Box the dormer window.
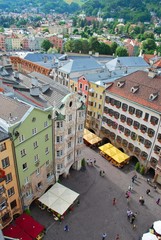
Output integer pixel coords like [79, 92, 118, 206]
[149, 93, 158, 101]
[117, 81, 125, 88]
[130, 86, 139, 94]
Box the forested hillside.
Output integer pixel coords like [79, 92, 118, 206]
[0, 0, 160, 23]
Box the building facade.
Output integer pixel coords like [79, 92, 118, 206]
[0, 131, 22, 229]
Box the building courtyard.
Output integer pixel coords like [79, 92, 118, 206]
[30, 145, 161, 240]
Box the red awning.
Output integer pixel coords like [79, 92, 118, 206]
[3, 224, 32, 240]
[15, 213, 45, 238]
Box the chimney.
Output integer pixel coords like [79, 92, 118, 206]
[148, 68, 157, 78]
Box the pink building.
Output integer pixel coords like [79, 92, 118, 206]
[78, 75, 89, 106]
[47, 35, 63, 52]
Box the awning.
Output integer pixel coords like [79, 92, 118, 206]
[15, 213, 45, 239]
[153, 220, 161, 235]
[99, 143, 129, 164]
[38, 182, 79, 216]
[83, 128, 102, 145]
[3, 224, 32, 240]
[142, 232, 158, 240]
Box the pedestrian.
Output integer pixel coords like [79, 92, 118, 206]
[132, 177, 135, 183]
[156, 198, 160, 205]
[115, 234, 120, 240]
[64, 225, 69, 232]
[130, 214, 136, 224]
[94, 158, 96, 165]
[102, 233, 107, 240]
[146, 189, 151, 195]
[139, 196, 144, 205]
[127, 209, 132, 220]
[90, 159, 93, 166]
[113, 198, 116, 205]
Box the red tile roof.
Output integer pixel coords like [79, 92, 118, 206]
[143, 54, 155, 64]
[106, 70, 161, 112]
[154, 59, 161, 68]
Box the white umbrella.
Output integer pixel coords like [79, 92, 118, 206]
[142, 232, 158, 240]
[153, 220, 161, 235]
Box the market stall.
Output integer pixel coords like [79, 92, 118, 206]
[99, 143, 129, 168]
[38, 183, 79, 218]
[83, 128, 102, 147]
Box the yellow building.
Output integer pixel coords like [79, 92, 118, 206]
[12, 37, 21, 50]
[0, 130, 22, 229]
[86, 81, 105, 135]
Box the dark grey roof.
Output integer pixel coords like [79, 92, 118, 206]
[0, 128, 9, 142]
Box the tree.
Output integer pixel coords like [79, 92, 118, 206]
[154, 27, 161, 35]
[110, 42, 118, 54]
[41, 39, 53, 52]
[143, 31, 154, 40]
[81, 39, 89, 54]
[99, 42, 111, 55]
[142, 38, 157, 54]
[116, 46, 128, 56]
[73, 39, 82, 53]
[64, 40, 74, 52]
[89, 37, 100, 53]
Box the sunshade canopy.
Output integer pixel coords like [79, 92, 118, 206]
[142, 232, 158, 240]
[3, 224, 32, 240]
[153, 220, 161, 235]
[15, 213, 45, 239]
[38, 182, 79, 215]
[83, 128, 102, 145]
[99, 143, 129, 164]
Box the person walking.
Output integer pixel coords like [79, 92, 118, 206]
[102, 233, 107, 240]
[64, 225, 69, 232]
[156, 198, 160, 205]
[115, 234, 120, 240]
[146, 189, 151, 195]
[113, 198, 116, 205]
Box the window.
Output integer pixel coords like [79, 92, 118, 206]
[98, 104, 101, 109]
[68, 127, 72, 135]
[45, 134, 49, 141]
[68, 141, 72, 148]
[114, 111, 120, 119]
[104, 107, 109, 114]
[148, 128, 155, 137]
[57, 150, 63, 157]
[26, 189, 32, 198]
[20, 149, 26, 157]
[140, 124, 147, 133]
[118, 125, 124, 133]
[36, 168, 40, 176]
[129, 106, 135, 115]
[105, 96, 110, 104]
[138, 136, 144, 144]
[19, 135, 25, 143]
[124, 128, 130, 137]
[8, 187, 15, 197]
[44, 121, 48, 128]
[115, 100, 121, 108]
[0, 200, 7, 210]
[45, 147, 49, 155]
[33, 141, 38, 149]
[110, 98, 115, 106]
[0, 143, 6, 152]
[144, 113, 149, 121]
[157, 133, 161, 142]
[150, 116, 159, 125]
[24, 177, 29, 185]
[2, 157, 10, 169]
[144, 140, 152, 148]
[57, 164, 63, 170]
[120, 114, 126, 122]
[109, 109, 114, 116]
[127, 118, 133, 126]
[34, 154, 39, 163]
[136, 109, 143, 118]
[78, 124, 83, 131]
[100, 95, 102, 100]
[22, 163, 27, 171]
[154, 145, 161, 154]
[112, 121, 118, 129]
[69, 114, 72, 121]
[46, 160, 50, 166]
[95, 93, 98, 98]
[10, 200, 17, 209]
[6, 173, 12, 184]
[0, 186, 4, 194]
[80, 83, 82, 89]
[78, 137, 83, 144]
[133, 121, 140, 129]
[122, 103, 128, 111]
[131, 132, 137, 140]
[32, 128, 37, 135]
[85, 85, 88, 91]
[56, 136, 63, 143]
[67, 153, 71, 161]
[57, 121, 63, 128]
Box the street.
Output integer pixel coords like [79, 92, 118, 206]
[30, 145, 161, 240]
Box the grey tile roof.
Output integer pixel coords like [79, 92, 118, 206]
[106, 57, 149, 71]
[59, 57, 103, 74]
[0, 94, 31, 124]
